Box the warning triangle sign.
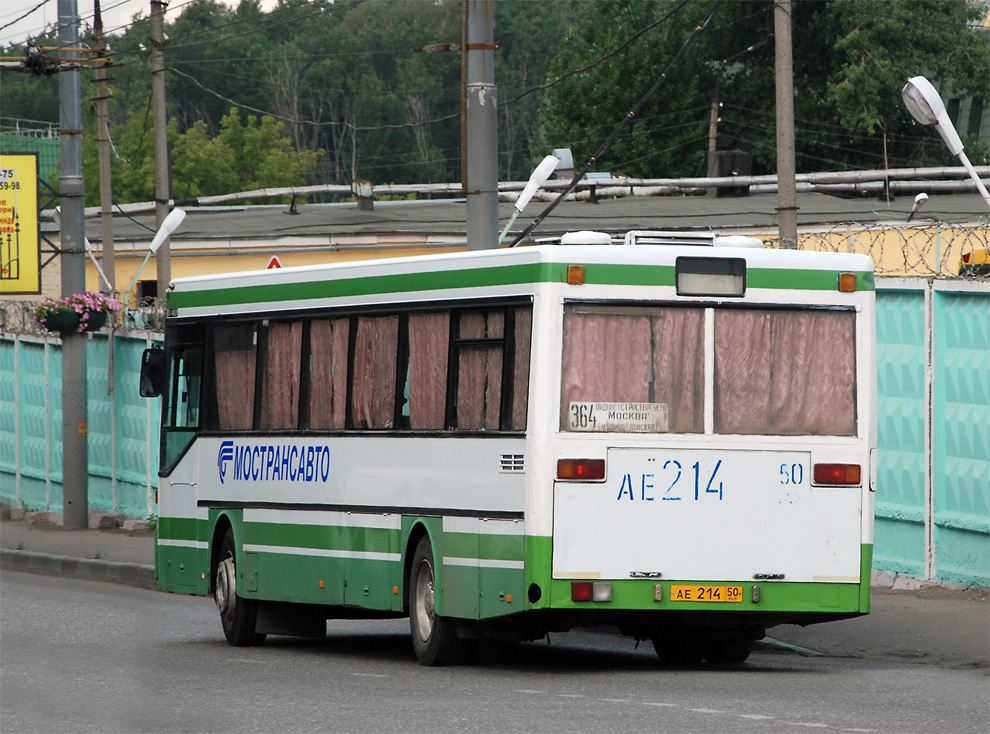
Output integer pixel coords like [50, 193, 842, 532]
[266, 256, 282, 270]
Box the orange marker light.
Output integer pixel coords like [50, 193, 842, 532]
[506, 594, 512, 603]
[393, 586, 399, 594]
[319, 580, 325, 588]
[567, 264, 585, 285]
[838, 272, 857, 293]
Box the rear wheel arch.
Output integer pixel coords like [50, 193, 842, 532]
[402, 522, 431, 614]
[209, 515, 234, 596]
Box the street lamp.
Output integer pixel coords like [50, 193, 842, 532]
[498, 155, 560, 245]
[902, 76, 990, 210]
[123, 207, 186, 318]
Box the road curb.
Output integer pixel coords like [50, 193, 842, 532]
[0, 549, 158, 591]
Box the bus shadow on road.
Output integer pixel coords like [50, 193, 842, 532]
[247, 624, 828, 674]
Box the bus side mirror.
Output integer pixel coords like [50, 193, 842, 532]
[140, 347, 166, 398]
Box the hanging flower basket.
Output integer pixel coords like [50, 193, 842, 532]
[34, 292, 119, 334]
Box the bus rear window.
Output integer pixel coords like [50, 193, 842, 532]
[561, 305, 857, 436]
[561, 305, 704, 433]
[714, 309, 856, 436]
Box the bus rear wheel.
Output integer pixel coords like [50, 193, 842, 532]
[704, 638, 754, 665]
[409, 536, 471, 666]
[215, 529, 266, 647]
[652, 635, 706, 667]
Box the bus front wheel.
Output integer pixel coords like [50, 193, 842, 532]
[409, 536, 470, 666]
[215, 529, 266, 647]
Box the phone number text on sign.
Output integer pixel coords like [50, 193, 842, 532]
[568, 402, 669, 433]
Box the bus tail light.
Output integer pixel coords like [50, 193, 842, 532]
[571, 581, 612, 602]
[557, 458, 605, 481]
[813, 463, 861, 486]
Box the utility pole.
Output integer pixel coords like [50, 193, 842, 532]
[151, 0, 171, 295]
[464, 0, 498, 251]
[93, 0, 114, 293]
[57, 0, 88, 529]
[774, 0, 798, 249]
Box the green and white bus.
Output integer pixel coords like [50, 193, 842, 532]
[142, 232, 876, 666]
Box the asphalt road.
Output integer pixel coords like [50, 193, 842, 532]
[2, 571, 987, 734]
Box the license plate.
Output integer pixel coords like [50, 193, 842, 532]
[670, 584, 743, 603]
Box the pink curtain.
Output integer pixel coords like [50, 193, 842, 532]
[456, 311, 504, 430]
[408, 312, 449, 429]
[351, 316, 398, 429]
[511, 307, 533, 430]
[260, 321, 302, 429]
[309, 318, 349, 430]
[560, 311, 651, 428]
[715, 310, 856, 435]
[652, 308, 705, 432]
[214, 324, 257, 430]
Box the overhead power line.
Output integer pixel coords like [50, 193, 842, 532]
[510, 0, 725, 246]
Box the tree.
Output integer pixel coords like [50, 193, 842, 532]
[81, 108, 319, 204]
[537, 0, 989, 177]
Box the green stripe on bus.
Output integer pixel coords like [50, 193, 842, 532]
[545, 577, 865, 613]
[747, 267, 875, 292]
[168, 262, 561, 310]
[168, 261, 873, 310]
[157, 516, 207, 541]
[443, 531, 525, 561]
[525, 536, 872, 614]
[244, 521, 395, 553]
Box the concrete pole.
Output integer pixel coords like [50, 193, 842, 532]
[151, 0, 171, 295]
[464, 0, 498, 251]
[774, 0, 798, 249]
[93, 0, 114, 293]
[57, 0, 88, 529]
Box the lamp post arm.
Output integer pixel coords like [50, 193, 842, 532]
[957, 150, 990, 210]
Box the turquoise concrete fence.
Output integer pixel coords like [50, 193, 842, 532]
[876, 279, 989, 587]
[2, 282, 988, 585]
[0, 332, 161, 520]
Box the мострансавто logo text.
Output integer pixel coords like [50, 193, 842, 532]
[218, 440, 331, 485]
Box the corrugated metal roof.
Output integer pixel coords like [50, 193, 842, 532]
[85, 190, 988, 248]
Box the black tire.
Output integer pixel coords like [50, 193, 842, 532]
[214, 529, 266, 647]
[408, 536, 471, 666]
[653, 635, 706, 667]
[704, 638, 754, 665]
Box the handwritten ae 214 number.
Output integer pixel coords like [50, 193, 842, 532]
[616, 458, 724, 502]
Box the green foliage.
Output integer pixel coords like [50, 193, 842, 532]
[538, 0, 989, 176]
[5, 0, 986, 200]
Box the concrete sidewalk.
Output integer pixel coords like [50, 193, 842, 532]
[1, 514, 987, 670]
[0, 514, 156, 590]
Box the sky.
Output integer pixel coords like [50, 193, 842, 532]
[0, 0, 277, 48]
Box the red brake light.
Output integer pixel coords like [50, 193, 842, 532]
[557, 458, 605, 481]
[814, 463, 861, 485]
[962, 252, 971, 263]
[571, 581, 593, 602]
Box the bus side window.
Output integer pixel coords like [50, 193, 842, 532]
[171, 347, 203, 429]
[213, 323, 258, 430]
[407, 312, 450, 430]
[452, 310, 504, 430]
[308, 318, 349, 429]
[260, 320, 303, 430]
[510, 306, 532, 431]
[350, 315, 399, 429]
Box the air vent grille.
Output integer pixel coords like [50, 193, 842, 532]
[500, 454, 525, 473]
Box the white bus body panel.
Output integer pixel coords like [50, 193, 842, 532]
[553, 447, 862, 583]
[192, 435, 526, 515]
